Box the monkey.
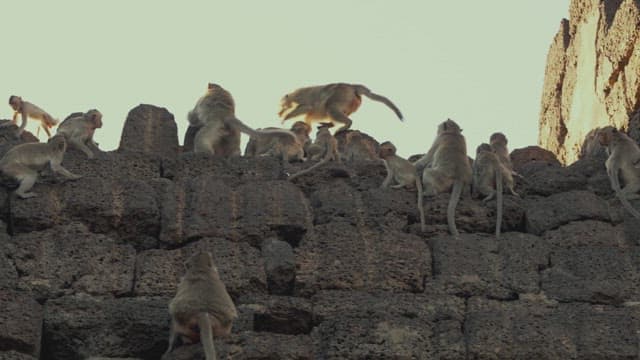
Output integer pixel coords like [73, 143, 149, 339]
[341, 130, 379, 161]
[0, 135, 81, 198]
[288, 123, 340, 180]
[291, 120, 312, 155]
[278, 83, 403, 133]
[56, 109, 103, 159]
[472, 143, 520, 238]
[489, 132, 524, 178]
[597, 126, 640, 218]
[413, 119, 472, 237]
[379, 141, 426, 231]
[4, 96, 59, 139]
[243, 121, 310, 162]
[189, 83, 300, 158]
[165, 251, 237, 360]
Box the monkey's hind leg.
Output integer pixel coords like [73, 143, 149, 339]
[70, 138, 96, 159]
[327, 108, 353, 134]
[283, 104, 312, 122]
[5, 164, 39, 199]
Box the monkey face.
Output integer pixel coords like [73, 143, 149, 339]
[476, 143, 492, 154]
[597, 127, 616, 146]
[379, 142, 396, 158]
[290, 121, 310, 135]
[278, 95, 294, 117]
[87, 110, 103, 128]
[8, 95, 21, 111]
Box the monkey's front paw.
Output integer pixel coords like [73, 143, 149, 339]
[17, 192, 37, 199]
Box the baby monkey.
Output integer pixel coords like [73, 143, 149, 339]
[4, 96, 58, 139]
[56, 109, 103, 159]
[379, 141, 426, 231]
[165, 251, 238, 360]
[0, 135, 81, 198]
[288, 123, 340, 180]
[598, 126, 640, 218]
[472, 143, 519, 238]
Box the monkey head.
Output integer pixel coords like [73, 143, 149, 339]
[86, 109, 103, 129]
[48, 135, 68, 152]
[185, 251, 219, 275]
[489, 132, 507, 146]
[290, 121, 311, 136]
[438, 118, 463, 135]
[476, 143, 493, 155]
[597, 126, 617, 146]
[379, 141, 397, 158]
[278, 94, 294, 118]
[8, 95, 22, 111]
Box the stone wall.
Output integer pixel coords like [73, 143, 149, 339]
[0, 106, 638, 359]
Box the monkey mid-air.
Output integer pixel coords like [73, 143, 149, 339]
[4, 96, 59, 139]
[472, 143, 519, 238]
[166, 252, 237, 360]
[0, 135, 81, 199]
[56, 109, 103, 159]
[598, 126, 640, 219]
[413, 119, 472, 237]
[278, 83, 404, 134]
[379, 141, 426, 231]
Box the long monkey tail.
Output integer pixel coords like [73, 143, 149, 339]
[495, 169, 503, 238]
[197, 313, 217, 360]
[447, 180, 463, 237]
[612, 169, 640, 219]
[354, 85, 404, 121]
[225, 116, 261, 138]
[416, 176, 426, 232]
[288, 143, 334, 181]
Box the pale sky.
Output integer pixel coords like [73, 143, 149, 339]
[2, 1, 569, 158]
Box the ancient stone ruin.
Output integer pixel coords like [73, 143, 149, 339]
[539, 0, 640, 164]
[0, 101, 638, 359]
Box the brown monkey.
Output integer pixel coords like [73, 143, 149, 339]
[598, 126, 640, 218]
[379, 141, 425, 231]
[4, 96, 59, 139]
[0, 135, 81, 198]
[472, 143, 519, 238]
[288, 123, 340, 180]
[165, 252, 237, 360]
[413, 119, 472, 236]
[189, 83, 300, 157]
[278, 83, 403, 133]
[489, 132, 523, 179]
[290, 121, 312, 155]
[56, 109, 103, 159]
[341, 130, 378, 161]
[244, 121, 309, 162]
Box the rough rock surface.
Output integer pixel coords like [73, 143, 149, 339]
[0, 104, 638, 359]
[540, 0, 640, 164]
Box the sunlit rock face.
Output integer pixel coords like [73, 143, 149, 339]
[539, 0, 640, 164]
